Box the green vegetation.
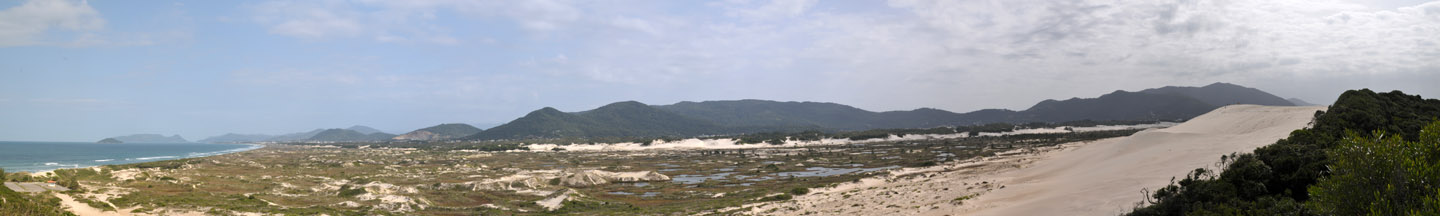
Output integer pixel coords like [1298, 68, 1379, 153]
[1308, 122, 1440, 215]
[75, 195, 115, 212]
[1128, 89, 1440, 215]
[337, 185, 366, 197]
[0, 185, 74, 216]
[63, 128, 1139, 215]
[789, 187, 810, 195]
[761, 193, 793, 201]
[950, 193, 977, 205]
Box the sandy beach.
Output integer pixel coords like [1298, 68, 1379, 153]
[743, 105, 1325, 215]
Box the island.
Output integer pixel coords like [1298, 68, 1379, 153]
[96, 138, 123, 144]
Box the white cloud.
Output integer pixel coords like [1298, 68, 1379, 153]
[0, 0, 104, 47]
[236, 0, 1437, 111]
[252, 0, 364, 38]
[251, 0, 584, 42]
[515, 0, 1439, 111]
[717, 0, 818, 20]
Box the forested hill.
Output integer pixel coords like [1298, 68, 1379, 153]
[463, 101, 728, 140]
[306, 129, 395, 142]
[463, 83, 1299, 141]
[1128, 89, 1440, 215]
[1137, 82, 1295, 107]
[654, 100, 949, 130]
[393, 123, 483, 141]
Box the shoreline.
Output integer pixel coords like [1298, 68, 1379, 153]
[6, 143, 266, 175]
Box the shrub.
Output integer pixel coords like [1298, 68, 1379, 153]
[1308, 121, 1440, 215]
[337, 185, 366, 197]
[762, 194, 793, 201]
[789, 187, 810, 195]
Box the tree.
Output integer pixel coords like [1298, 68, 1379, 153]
[1307, 121, 1440, 215]
[66, 178, 81, 191]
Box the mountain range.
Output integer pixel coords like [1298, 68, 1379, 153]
[104, 134, 189, 143]
[192, 82, 1298, 142]
[461, 82, 1297, 140]
[195, 125, 394, 143]
[463, 102, 727, 140]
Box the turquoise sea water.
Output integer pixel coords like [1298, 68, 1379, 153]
[0, 141, 260, 172]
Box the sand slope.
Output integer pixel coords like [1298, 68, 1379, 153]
[959, 105, 1324, 215]
[741, 105, 1323, 215]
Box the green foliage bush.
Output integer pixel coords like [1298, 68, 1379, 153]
[789, 187, 810, 195]
[337, 185, 366, 197]
[1128, 89, 1440, 215]
[1307, 121, 1440, 215]
[0, 185, 73, 216]
[761, 194, 793, 202]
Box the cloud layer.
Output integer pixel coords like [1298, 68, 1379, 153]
[0, 0, 103, 46]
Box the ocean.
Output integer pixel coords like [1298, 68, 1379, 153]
[0, 141, 261, 173]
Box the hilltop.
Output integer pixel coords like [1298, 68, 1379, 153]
[393, 123, 483, 141]
[463, 101, 725, 140]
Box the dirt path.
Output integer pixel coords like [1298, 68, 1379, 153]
[55, 193, 131, 216]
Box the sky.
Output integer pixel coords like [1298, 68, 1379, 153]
[1, 0, 1438, 142]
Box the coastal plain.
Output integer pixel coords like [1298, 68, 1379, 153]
[40, 128, 1143, 215]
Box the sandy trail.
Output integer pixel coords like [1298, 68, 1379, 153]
[55, 193, 131, 216]
[744, 105, 1323, 216]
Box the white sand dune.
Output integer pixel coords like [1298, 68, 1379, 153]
[959, 105, 1324, 215]
[742, 105, 1324, 215]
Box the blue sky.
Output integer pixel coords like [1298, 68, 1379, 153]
[2, 0, 1438, 142]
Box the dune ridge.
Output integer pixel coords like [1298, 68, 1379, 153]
[961, 105, 1323, 215]
[742, 105, 1324, 215]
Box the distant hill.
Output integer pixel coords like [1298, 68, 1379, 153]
[1137, 82, 1294, 106]
[654, 100, 969, 130]
[1011, 90, 1216, 122]
[463, 101, 726, 140]
[96, 138, 123, 144]
[307, 129, 395, 142]
[656, 100, 878, 130]
[201, 126, 393, 143]
[106, 134, 188, 143]
[461, 83, 1298, 141]
[345, 125, 385, 135]
[197, 133, 276, 143]
[1287, 98, 1317, 106]
[394, 123, 482, 141]
[981, 82, 1295, 123]
[265, 129, 326, 142]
